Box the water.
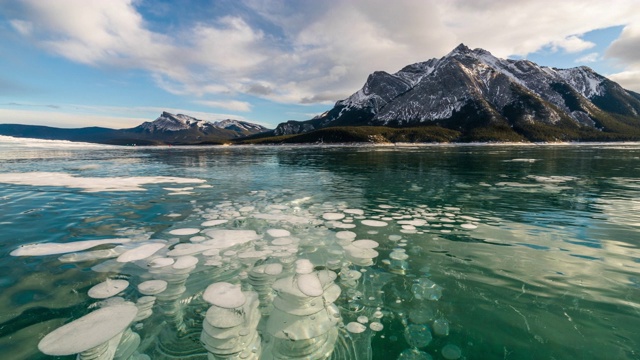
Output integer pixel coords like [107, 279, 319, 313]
[1, 137, 639, 359]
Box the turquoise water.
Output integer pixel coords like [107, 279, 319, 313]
[1, 138, 639, 359]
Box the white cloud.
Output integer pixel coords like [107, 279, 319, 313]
[195, 100, 253, 112]
[10, 0, 640, 103]
[606, 24, 640, 92]
[551, 35, 596, 53]
[0, 108, 148, 129]
[575, 52, 600, 63]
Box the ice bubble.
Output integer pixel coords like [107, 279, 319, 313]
[190, 236, 206, 242]
[88, 279, 129, 299]
[346, 322, 367, 334]
[460, 223, 477, 230]
[203, 230, 261, 249]
[412, 278, 443, 301]
[271, 237, 295, 246]
[201, 219, 228, 227]
[38, 303, 138, 356]
[58, 248, 124, 263]
[169, 228, 200, 236]
[389, 235, 402, 241]
[172, 255, 198, 270]
[264, 263, 283, 275]
[397, 348, 433, 360]
[357, 316, 369, 324]
[203, 282, 246, 308]
[432, 318, 450, 336]
[117, 242, 166, 263]
[352, 239, 379, 249]
[295, 259, 315, 274]
[344, 209, 364, 215]
[336, 231, 357, 240]
[267, 229, 291, 238]
[297, 273, 324, 297]
[404, 324, 432, 348]
[409, 307, 435, 324]
[148, 257, 174, 268]
[441, 344, 462, 360]
[137, 280, 168, 295]
[361, 220, 388, 227]
[373, 310, 384, 319]
[11, 238, 131, 257]
[369, 322, 384, 331]
[323, 212, 345, 220]
[239, 206, 255, 212]
[389, 251, 409, 261]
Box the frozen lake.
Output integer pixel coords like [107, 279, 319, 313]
[1, 137, 639, 359]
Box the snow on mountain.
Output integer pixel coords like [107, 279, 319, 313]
[139, 112, 268, 134]
[274, 43, 640, 140]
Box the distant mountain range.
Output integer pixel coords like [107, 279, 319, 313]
[4, 44, 640, 144]
[0, 112, 270, 145]
[261, 43, 640, 143]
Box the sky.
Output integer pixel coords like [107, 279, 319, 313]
[1, 0, 640, 129]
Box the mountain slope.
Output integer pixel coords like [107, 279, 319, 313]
[273, 44, 640, 142]
[0, 112, 271, 145]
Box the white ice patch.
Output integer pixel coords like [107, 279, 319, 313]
[361, 220, 388, 227]
[11, 238, 131, 257]
[117, 242, 166, 263]
[0, 172, 206, 192]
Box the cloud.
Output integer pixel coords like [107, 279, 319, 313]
[0, 108, 148, 129]
[195, 100, 253, 112]
[606, 24, 640, 91]
[575, 52, 600, 64]
[9, 0, 640, 102]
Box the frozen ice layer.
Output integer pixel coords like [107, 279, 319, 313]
[201, 219, 228, 227]
[323, 212, 345, 220]
[11, 238, 131, 256]
[88, 279, 129, 299]
[117, 242, 166, 263]
[137, 280, 168, 295]
[361, 220, 388, 227]
[0, 172, 205, 192]
[441, 344, 462, 359]
[266, 229, 291, 238]
[297, 273, 324, 297]
[295, 259, 315, 274]
[346, 322, 367, 334]
[172, 255, 199, 270]
[203, 282, 246, 309]
[203, 230, 261, 249]
[168, 228, 200, 236]
[38, 303, 138, 356]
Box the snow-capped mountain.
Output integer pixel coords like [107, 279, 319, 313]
[274, 44, 640, 141]
[0, 112, 271, 145]
[138, 112, 269, 135]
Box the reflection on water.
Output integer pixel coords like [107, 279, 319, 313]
[0, 140, 639, 359]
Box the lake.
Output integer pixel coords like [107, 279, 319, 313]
[1, 136, 639, 360]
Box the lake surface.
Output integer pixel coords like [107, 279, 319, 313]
[1, 136, 639, 360]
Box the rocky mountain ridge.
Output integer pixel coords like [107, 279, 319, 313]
[272, 44, 640, 142]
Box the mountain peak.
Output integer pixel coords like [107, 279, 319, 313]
[446, 43, 472, 57]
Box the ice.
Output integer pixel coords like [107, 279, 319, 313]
[336, 231, 357, 241]
[432, 318, 450, 336]
[88, 279, 129, 299]
[264, 263, 283, 275]
[172, 255, 198, 270]
[460, 223, 477, 230]
[148, 257, 174, 268]
[0, 172, 205, 192]
[344, 209, 365, 215]
[397, 348, 433, 360]
[169, 228, 200, 236]
[297, 273, 324, 297]
[266, 229, 291, 238]
[201, 219, 229, 227]
[117, 242, 166, 263]
[203, 282, 246, 309]
[38, 303, 138, 356]
[137, 280, 168, 295]
[361, 220, 388, 227]
[441, 344, 462, 359]
[352, 239, 379, 249]
[346, 322, 367, 333]
[369, 322, 384, 331]
[295, 259, 315, 274]
[323, 212, 345, 220]
[11, 238, 131, 256]
[357, 316, 369, 324]
[404, 324, 432, 347]
[203, 230, 261, 249]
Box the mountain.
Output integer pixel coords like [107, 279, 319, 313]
[271, 44, 640, 142]
[0, 112, 270, 145]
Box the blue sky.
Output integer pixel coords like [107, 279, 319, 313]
[1, 0, 640, 129]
